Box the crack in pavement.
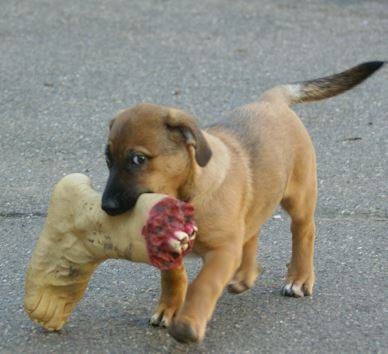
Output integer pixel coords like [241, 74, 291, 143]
[0, 211, 47, 218]
[317, 214, 388, 222]
[0, 211, 387, 221]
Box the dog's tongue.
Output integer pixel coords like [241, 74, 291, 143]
[141, 197, 197, 270]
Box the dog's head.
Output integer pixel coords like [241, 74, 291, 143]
[101, 103, 212, 215]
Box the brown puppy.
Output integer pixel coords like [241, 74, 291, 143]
[102, 62, 385, 342]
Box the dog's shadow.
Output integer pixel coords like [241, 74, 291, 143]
[63, 261, 314, 351]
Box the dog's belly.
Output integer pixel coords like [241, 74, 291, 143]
[244, 196, 283, 239]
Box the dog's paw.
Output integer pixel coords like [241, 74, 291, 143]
[281, 283, 309, 297]
[227, 263, 262, 294]
[227, 280, 250, 294]
[168, 317, 204, 343]
[149, 303, 180, 328]
[281, 273, 315, 298]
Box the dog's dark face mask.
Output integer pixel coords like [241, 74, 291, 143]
[101, 103, 212, 216]
[101, 165, 145, 216]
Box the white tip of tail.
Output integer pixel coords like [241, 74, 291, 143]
[283, 84, 302, 103]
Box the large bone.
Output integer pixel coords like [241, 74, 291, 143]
[24, 173, 196, 331]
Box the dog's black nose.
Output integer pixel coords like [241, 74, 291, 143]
[101, 197, 121, 216]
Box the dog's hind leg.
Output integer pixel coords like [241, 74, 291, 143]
[280, 149, 317, 297]
[227, 235, 262, 294]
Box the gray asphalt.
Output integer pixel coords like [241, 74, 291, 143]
[0, 0, 387, 353]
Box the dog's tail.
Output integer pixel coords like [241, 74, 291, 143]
[269, 61, 385, 105]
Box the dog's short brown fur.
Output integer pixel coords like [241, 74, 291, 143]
[103, 62, 384, 342]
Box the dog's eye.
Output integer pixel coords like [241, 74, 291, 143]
[105, 156, 112, 168]
[105, 147, 113, 169]
[131, 154, 147, 166]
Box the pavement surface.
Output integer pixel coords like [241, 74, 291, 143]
[0, 0, 387, 353]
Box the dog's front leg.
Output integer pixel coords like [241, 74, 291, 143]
[150, 265, 188, 327]
[169, 243, 242, 343]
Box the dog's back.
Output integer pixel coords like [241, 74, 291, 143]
[207, 61, 385, 232]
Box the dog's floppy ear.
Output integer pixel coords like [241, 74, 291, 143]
[165, 109, 212, 167]
[109, 109, 127, 130]
[109, 118, 116, 130]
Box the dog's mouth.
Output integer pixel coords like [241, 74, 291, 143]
[141, 190, 154, 195]
[103, 207, 127, 216]
[101, 190, 154, 216]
